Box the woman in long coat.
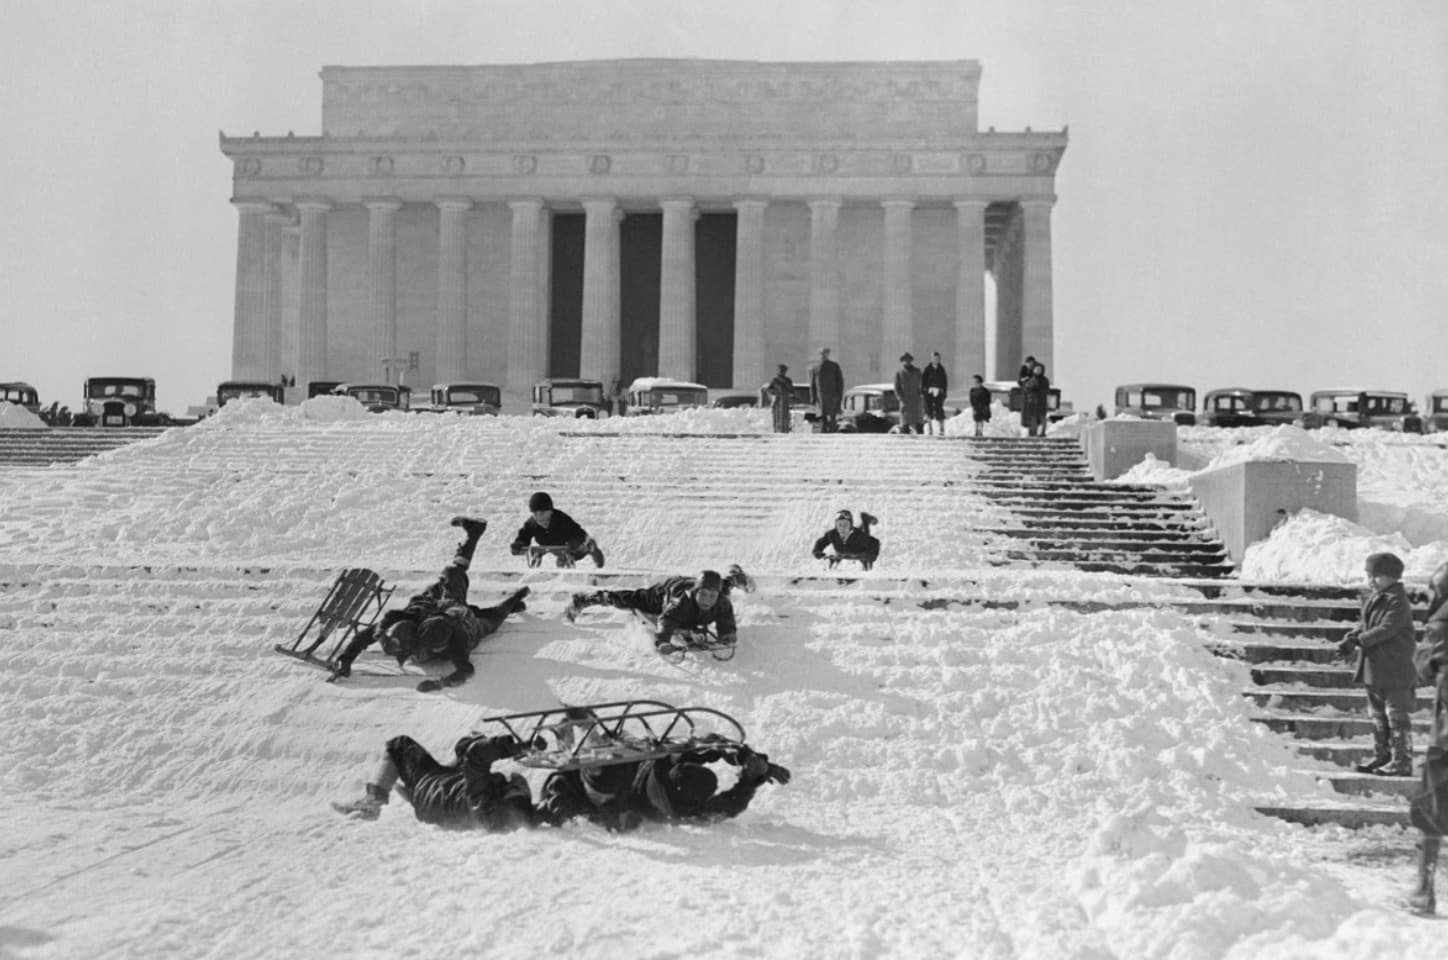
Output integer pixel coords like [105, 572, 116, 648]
[767, 364, 794, 434]
[894, 353, 924, 434]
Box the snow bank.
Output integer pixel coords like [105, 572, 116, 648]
[0, 403, 46, 428]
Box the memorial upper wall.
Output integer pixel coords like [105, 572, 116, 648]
[320, 60, 982, 143]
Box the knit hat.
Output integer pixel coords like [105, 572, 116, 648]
[900, 352, 914, 363]
[835, 509, 853, 523]
[528, 491, 553, 512]
[1365, 552, 1405, 579]
[666, 763, 718, 808]
[695, 569, 723, 592]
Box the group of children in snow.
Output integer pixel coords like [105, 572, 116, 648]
[327, 492, 879, 831]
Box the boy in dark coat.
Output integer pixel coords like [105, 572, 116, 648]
[968, 374, 992, 437]
[921, 352, 949, 436]
[1407, 561, 1448, 914]
[537, 740, 790, 831]
[332, 733, 534, 829]
[328, 515, 487, 680]
[812, 509, 881, 569]
[565, 564, 754, 622]
[509, 491, 605, 567]
[652, 570, 739, 655]
[1339, 551, 1419, 776]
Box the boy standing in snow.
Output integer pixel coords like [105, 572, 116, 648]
[968, 375, 992, 437]
[1339, 551, 1420, 777]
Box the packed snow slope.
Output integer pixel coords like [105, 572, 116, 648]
[3, 399, 1447, 960]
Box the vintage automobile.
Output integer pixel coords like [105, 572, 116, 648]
[1248, 389, 1305, 426]
[1425, 389, 1448, 434]
[710, 391, 759, 409]
[1304, 389, 1417, 431]
[1114, 383, 1197, 426]
[425, 382, 502, 416]
[334, 383, 411, 413]
[758, 381, 815, 409]
[531, 378, 609, 418]
[838, 383, 901, 433]
[1199, 388, 1258, 428]
[72, 376, 167, 427]
[307, 380, 344, 399]
[981, 380, 1068, 423]
[216, 380, 285, 407]
[0, 381, 41, 414]
[624, 377, 709, 415]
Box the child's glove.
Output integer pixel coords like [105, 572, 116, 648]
[1337, 636, 1359, 660]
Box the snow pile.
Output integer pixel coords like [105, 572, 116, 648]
[1203, 426, 1351, 470]
[1241, 510, 1448, 584]
[0, 403, 46, 428]
[1115, 452, 1195, 488]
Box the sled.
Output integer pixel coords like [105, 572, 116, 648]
[472, 700, 748, 771]
[275, 568, 394, 667]
[526, 544, 577, 569]
[826, 552, 875, 572]
[657, 626, 738, 664]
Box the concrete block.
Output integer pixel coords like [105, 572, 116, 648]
[1081, 420, 1178, 480]
[1189, 460, 1357, 563]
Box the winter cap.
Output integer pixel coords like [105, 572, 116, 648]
[666, 762, 718, 808]
[1365, 552, 1405, 580]
[695, 569, 723, 593]
[835, 509, 853, 523]
[528, 491, 553, 512]
[900, 352, 914, 363]
[777, 363, 789, 373]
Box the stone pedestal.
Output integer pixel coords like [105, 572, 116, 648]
[1189, 460, 1357, 563]
[1082, 420, 1177, 481]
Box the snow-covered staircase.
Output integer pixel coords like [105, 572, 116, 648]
[0, 426, 173, 466]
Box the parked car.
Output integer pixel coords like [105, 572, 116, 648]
[839, 383, 900, 433]
[981, 380, 1068, 423]
[711, 391, 759, 409]
[425, 382, 501, 416]
[216, 380, 285, 407]
[624, 377, 709, 415]
[0, 381, 40, 414]
[1248, 389, 1304, 426]
[758, 381, 814, 409]
[73, 376, 166, 427]
[1425, 389, 1448, 434]
[335, 383, 411, 413]
[307, 380, 343, 399]
[1304, 389, 1416, 431]
[531, 378, 609, 418]
[1200, 388, 1257, 428]
[1114, 383, 1197, 426]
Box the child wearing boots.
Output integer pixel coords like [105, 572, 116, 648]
[1339, 551, 1419, 777]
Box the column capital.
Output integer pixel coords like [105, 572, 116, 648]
[506, 196, 546, 212]
[881, 198, 917, 210]
[580, 196, 619, 211]
[293, 197, 333, 213]
[434, 195, 474, 211]
[732, 197, 769, 212]
[953, 198, 990, 210]
[264, 209, 293, 225]
[1019, 196, 1057, 209]
[230, 197, 274, 214]
[363, 196, 404, 212]
[807, 197, 843, 211]
[659, 196, 696, 209]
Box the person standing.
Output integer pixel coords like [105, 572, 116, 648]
[894, 353, 924, 435]
[921, 351, 949, 436]
[811, 347, 844, 433]
[1338, 551, 1418, 777]
[1408, 561, 1448, 915]
[968, 374, 992, 437]
[767, 364, 794, 434]
[1023, 361, 1051, 437]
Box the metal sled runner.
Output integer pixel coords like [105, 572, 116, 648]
[275, 568, 394, 668]
[526, 545, 576, 569]
[472, 701, 747, 771]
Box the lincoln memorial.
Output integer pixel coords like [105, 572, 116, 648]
[220, 59, 1066, 396]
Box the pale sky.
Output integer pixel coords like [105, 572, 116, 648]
[3, 0, 1445, 415]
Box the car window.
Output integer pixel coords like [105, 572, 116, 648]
[1435, 397, 1448, 414]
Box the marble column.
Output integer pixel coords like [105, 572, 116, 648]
[262, 209, 289, 382]
[1020, 198, 1056, 375]
[505, 198, 546, 391]
[579, 197, 621, 383]
[993, 213, 1024, 380]
[294, 198, 332, 388]
[230, 199, 271, 380]
[658, 197, 697, 381]
[953, 200, 988, 382]
[434, 197, 472, 383]
[280, 223, 300, 391]
[807, 198, 842, 353]
[882, 199, 915, 367]
[732, 199, 767, 389]
[364, 197, 403, 383]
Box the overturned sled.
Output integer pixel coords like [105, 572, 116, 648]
[472, 700, 747, 772]
[275, 568, 393, 668]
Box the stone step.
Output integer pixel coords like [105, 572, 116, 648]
[1249, 663, 1357, 688]
[1251, 711, 1434, 740]
[977, 489, 1190, 505]
[1244, 687, 1435, 713]
[1011, 537, 1228, 555]
[1306, 768, 1422, 799]
[992, 527, 1213, 544]
[1005, 547, 1230, 566]
[1255, 799, 1411, 829]
[1015, 517, 1212, 533]
[1295, 738, 1432, 767]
